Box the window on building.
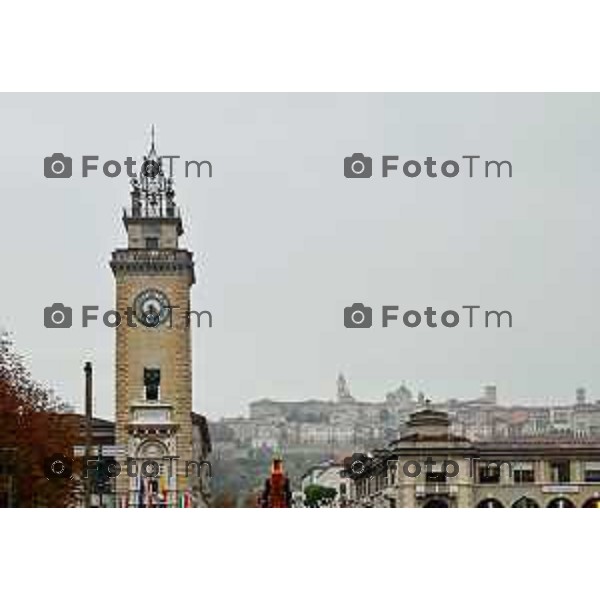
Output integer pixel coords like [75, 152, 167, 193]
[389, 463, 397, 486]
[145, 237, 159, 249]
[584, 462, 600, 482]
[513, 462, 535, 484]
[550, 460, 571, 483]
[478, 463, 500, 484]
[144, 368, 161, 402]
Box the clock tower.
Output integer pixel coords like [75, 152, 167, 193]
[110, 129, 201, 507]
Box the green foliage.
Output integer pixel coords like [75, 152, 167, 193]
[304, 483, 337, 507]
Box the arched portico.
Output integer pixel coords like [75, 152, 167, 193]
[477, 498, 504, 508]
[512, 496, 539, 508]
[547, 497, 575, 508]
[582, 497, 600, 508]
[134, 439, 170, 507]
[422, 497, 448, 508]
[137, 439, 168, 461]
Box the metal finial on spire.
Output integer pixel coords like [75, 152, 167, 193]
[149, 124, 157, 156]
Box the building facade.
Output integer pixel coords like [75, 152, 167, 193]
[347, 403, 600, 508]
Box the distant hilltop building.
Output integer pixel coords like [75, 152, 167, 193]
[210, 378, 600, 458]
[336, 373, 355, 403]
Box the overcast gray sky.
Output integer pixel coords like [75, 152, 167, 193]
[0, 94, 598, 419]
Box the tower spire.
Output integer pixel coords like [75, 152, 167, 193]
[150, 124, 156, 156]
[125, 128, 182, 234]
[146, 124, 158, 161]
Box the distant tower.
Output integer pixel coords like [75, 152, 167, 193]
[110, 127, 197, 507]
[576, 387, 586, 405]
[385, 383, 413, 406]
[483, 385, 497, 404]
[336, 373, 355, 403]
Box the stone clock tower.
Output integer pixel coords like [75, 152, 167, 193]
[110, 130, 203, 507]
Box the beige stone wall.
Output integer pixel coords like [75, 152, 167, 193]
[126, 223, 179, 249]
[114, 269, 194, 500]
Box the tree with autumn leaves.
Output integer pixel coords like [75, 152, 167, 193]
[0, 334, 79, 507]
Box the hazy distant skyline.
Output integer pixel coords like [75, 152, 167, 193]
[1, 93, 599, 420]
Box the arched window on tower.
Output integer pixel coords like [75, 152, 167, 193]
[144, 368, 161, 402]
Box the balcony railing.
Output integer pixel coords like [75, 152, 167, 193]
[124, 205, 181, 220]
[111, 248, 191, 263]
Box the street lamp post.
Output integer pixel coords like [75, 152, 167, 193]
[84, 362, 93, 509]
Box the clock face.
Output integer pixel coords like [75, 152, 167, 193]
[134, 288, 171, 327]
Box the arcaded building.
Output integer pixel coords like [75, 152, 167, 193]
[348, 403, 600, 508]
